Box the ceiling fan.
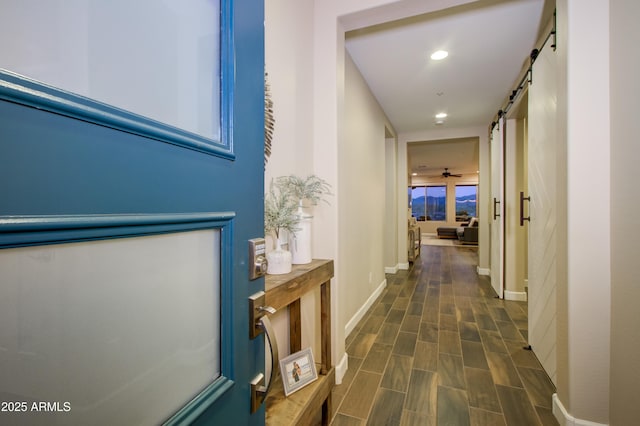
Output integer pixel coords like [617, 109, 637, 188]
[439, 168, 462, 178]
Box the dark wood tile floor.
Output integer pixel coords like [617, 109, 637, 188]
[330, 245, 558, 426]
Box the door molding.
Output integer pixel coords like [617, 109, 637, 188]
[0, 2, 235, 159]
[0, 212, 238, 424]
[0, 212, 235, 248]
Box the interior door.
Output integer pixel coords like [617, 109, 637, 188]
[490, 117, 505, 298]
[527, 43, 557, 385]
[0, 1, 266, 424]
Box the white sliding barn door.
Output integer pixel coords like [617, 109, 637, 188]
[527, 44, 557, 384]
[490, 118, 504, 298]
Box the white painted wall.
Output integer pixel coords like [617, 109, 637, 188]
[265, 0, 314, 182]
[384, 137, 399, 271]
[554, 0, 611, 423]
[609, 0, 640, 424]
[264, 0, 321, 362]
[341, 52, 394, 333]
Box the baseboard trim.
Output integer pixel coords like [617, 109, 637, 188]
[552, 393, 609, 426]
[504, 290, 527, 302]
[477, 266, 490, 276]
[335, 352, 348, 385]
[385, 265, 399, 274]
[344, 279, 387, 337]
[398, 263, 410, 270]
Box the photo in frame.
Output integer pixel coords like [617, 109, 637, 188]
[279, 347, 318, 396]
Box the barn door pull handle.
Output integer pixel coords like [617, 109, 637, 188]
[250, 315, 279, 413]
[493, 198, 501, 220]
[520, 192, 531, 226]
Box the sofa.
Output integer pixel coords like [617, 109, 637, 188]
[436, 217, 479, 244]
[456, 219, 478, 244]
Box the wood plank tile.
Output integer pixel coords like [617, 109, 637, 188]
[360, 343, 393, 374]
[367, 388, 405, 426]
[332, 413, 364, 426]
[535, 406, 560, 426]
[371, 302, 392, 317]
[407, 301, 424, 316]
[459, 321, 481, 342]
[461, 340, 489, 370]
[400, 282, 417, 297]
[440, 302, 456, 315]
[375, 323, 400, 345]
[439, 313, 459, 332]
[392, 332, 417, 357]
[489, 306, 512, 322]
[456, 306, 476, 323]
[475, 314, 498, 331]
[400, 410, 436, 426]
[381, 355, 413, 392]
[437, 386, 471, 426]
[504, 340, 544, 369]
[438, 353, 466, 389]
[469, 407, 506, 426]
[381, 292, 398, 304]
[360, 315, 386, 334]
[347, 333, 378, 358]
[333, 356, 363, 400]
[419, 322, 439, 343]
[495, 320, 525, 342]
[439, 330, 462, 355]
[471, 302, 491, 316]
[392, 297, 410, 310]
[386, 309, 406, 325]
[338, 371, 382, 419]
[405, 369, 438, 415]
[413, 341, 438, 372]
[464, 367, 502, 413]
[495, 384, 542, 426]
[486, 351, 523, 388]
[517, 367, 556, 409]
[479, 330, 508, 354]
[400, 315, 421, 333]
[422, 306, 439, 324]
[503, 301, 527, 321]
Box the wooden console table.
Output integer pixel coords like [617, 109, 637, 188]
[264, 259, 334, 426]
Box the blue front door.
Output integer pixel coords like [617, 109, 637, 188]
[0, 1, 265, 424]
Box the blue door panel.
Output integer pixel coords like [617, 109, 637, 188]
[0, 0, 265, 423]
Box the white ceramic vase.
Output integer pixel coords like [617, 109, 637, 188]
[266, 238, 292, 274]
[290, 204, 313, 264]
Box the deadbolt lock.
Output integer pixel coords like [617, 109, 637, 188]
[249, 238, 268, 280]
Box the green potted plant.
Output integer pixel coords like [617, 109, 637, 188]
[275, 175, 331, 264]
[264, 180, 299, 274]
[276, 175, 332, 208]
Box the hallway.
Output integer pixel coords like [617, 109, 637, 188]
[330, 245, 558, 425]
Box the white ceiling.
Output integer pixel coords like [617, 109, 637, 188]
[408, 137, 479, 178]
[344, 0, 550, 176]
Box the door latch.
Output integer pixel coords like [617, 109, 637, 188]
[249, 238, 268, 280]
[249, 291, 276, 339]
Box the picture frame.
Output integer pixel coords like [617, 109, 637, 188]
[279, 347, 318, 396]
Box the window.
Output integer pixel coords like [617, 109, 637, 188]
[426, 186, 447, 221]
[455, 185, 477, 221]
[410, 185, 446, 221]
[410, 187, 426, 220]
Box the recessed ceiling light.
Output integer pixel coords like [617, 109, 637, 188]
[412, 172, 418, 176]
[435, 120, 444, 125]
[430, 50, 448, 60]
[435, 112, 448, 119]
